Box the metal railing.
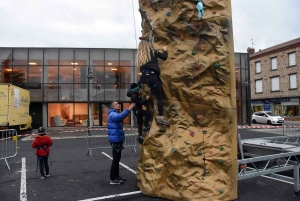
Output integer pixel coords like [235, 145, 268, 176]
[283, 125, 300, 136]
[87, 126, 138, 157]
[0, 129, 18, 169]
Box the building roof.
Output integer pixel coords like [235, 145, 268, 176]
[250, 37, 300, 58]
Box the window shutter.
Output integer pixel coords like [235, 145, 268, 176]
[290, 74, 297, 89]
[255, 80, 262, 93]
[271, 77, 279, 91]
[255, 62, 261, 73]
[289, 53, 296, 66]
[271, 58, 277, 70]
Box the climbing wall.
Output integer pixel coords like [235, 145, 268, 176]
[136, 0, 237, 201]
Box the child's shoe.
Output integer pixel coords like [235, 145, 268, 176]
[143, 127, 150, 132]
[156, 116, 169, 125]
[137, 136, 143, 144]
[41, 175, 45, 179]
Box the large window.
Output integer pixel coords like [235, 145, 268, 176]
[255, 79, 262, 93]
[288, 52, 296, 66]
[271, 77, 279, 91]
[271, 57, 277, 70]
[289, 74, 297, 89]
[48, 103, 87, 127]
[255, 61, 261, 73]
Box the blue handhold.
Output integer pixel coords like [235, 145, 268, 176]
[166, 11, 171, 17]
[172, 148, 177, 153]
[196, 1, 204, 19]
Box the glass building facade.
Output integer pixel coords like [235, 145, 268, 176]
[0, 48, 251, 128]
[235, 53, 251, 125]
[0, 48, 138, 128]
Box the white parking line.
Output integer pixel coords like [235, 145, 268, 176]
[101, 152, 136, 174]
[77, 152, 140, 201]
[77, 190, 141, 201]
[20, 158, 27, 201]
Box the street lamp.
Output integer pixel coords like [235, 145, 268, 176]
[87, 67, 94, 134]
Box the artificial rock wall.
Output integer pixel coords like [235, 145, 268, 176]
[136, 0, 237, 200]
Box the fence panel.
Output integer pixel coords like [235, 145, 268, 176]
[283, 125, 300, 136]
[87, 126, 138, 157]
[0, 129, 18, 169]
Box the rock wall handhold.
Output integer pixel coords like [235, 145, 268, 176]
[200, 44, 206, 50]
[198, 151, 202, 155]
[180, 35, 185, 41]
[197, 115, 203, 120]
[203, 130, 207, 134]
[166, 11, 171, 17]
[176, 69, 182, 75]
[190, 131, 195, 137]
[220, 147, 224, 151]
[215, 62, 220, 68]
[168, 133, 171, 138]
[219, 159, 224, 164]
[172, 148, 177, 152]
[192, 50, 197, 55]
[196, 1, 204, 19]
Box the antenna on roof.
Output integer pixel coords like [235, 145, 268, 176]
[250, 39, 255, 49]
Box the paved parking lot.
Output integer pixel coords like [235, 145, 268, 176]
[1, 128, 300, 201]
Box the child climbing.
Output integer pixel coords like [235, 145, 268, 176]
[32, 127, 53, 179]
[136, 40, 169, 126]
[127, 83, 151, 144]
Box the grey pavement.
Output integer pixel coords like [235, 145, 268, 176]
[1, 125, 300, 200]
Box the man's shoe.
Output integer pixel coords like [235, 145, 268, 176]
[117, 176, 126, 181]
[45, 174, 50, 178]
[137, 136, 143, 144]
[143, 127, 150, 132]
[110, 179, 123, 185]
[41, 176, 45, 179]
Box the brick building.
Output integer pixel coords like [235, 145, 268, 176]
[249, 38, 300, 119]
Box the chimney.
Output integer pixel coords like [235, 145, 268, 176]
[247, 47, 255, 54]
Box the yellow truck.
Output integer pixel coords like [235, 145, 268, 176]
[0, 84, 32, 130]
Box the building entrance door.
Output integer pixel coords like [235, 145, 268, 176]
[274, 104, 282, 116]
[30, 103, 43, 129]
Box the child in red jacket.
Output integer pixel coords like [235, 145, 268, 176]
[32, 127, 53, 179]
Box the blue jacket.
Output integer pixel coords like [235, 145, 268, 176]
[107, 108, 131, 143]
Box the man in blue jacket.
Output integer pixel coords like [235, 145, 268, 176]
[108, 101, 135, 185]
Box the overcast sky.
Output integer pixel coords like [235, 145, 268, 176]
[0, 0, 299, 53]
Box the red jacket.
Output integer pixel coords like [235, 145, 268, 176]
[32, 134, 53, 156]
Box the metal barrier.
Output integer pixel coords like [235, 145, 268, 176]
[87, 126, 138, 157]
[0, 129, 18, 169]
[283, 125, 300, 136]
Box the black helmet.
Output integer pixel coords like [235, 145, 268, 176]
[37, 127, 46, 134]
